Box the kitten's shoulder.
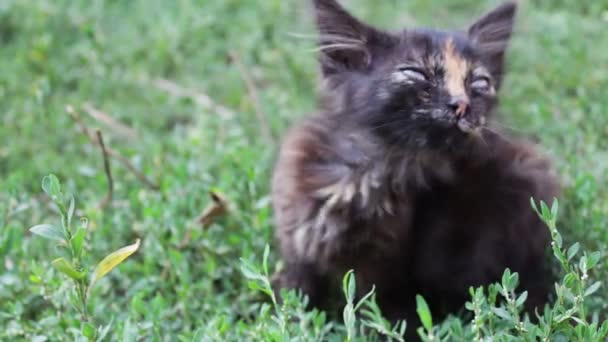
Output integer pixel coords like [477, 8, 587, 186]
[491, 136, 561, 198]
[273, 114, 377, 195]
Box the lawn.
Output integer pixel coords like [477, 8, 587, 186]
[1, 0, 607, 340]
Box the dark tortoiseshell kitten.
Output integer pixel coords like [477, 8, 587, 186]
[272, 0, 559, 331]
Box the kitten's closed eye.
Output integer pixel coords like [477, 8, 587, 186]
[395, 66, 428, 83]
[399, 66, 428, 81]
[470, 76, 492, 93]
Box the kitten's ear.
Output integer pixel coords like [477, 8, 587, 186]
[312, 0, 384, 76]
[468, 1, 517, 85]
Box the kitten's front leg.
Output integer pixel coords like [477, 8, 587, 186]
[272, 121, 412, 307]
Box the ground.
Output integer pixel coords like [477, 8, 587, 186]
[1, 0, 607, 341]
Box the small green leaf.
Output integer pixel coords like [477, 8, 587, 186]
[348, 274, 356, 302]
[584, 282, 601, 297]
[571, 317, 585, 325]
[262, 244, 270, 276]
[52, 258, 85, 280]
[247, 280, 264, 292]
[191, 328, 204, 342]
[399, 320, 407, 336]
[550, 199, 559, 219]
[553, 247, 566, 265]
[68, 291, 81, 311]
[416, 295, 433, 331]
[501, 269, 512, 289]
[579, 255, 588, 273]
[554, 231, 563, 248]
[530, 198, 539, 216]
[562, 287, 576, 303]
[567, 243, 580, 261]
[492, 307, 512, 321]
[122, 319, 135, 342]
[247, 279, 272, 298]
[96, 317, 113, 342]
[516, 291, 528, 307]
[509, 272, 519, 290]
[259, 303, 271, 318]
[342, 270, 351, 298]
[30, 224, 65, 242]
[240, 259, 264, 281]
[599, 319, 608, 337]
[42, 174, 61, 198]
[587, 252, 601, 269]
[82, 322, 96, 340]
[342, 270, 357, 303]
[540, 201, 551, 221]
[342, 270, 355, 303]
[355, 285, 375, 311]
[29, 274, 42, 284]
[67, 194, 75, 228]
[71, 226, 87, 257]
[89, 239, 140, 288]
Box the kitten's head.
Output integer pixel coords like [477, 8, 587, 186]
[313, 0, 517, 151]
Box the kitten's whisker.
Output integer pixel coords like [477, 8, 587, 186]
[480, 126, 502, 138]
[317, 34, 364, 45]
[490, 121, 526, 134]
[476, 131, 491, 150]
[368, 119, 410, 132]
[286, 32, 318, 39]
[314, 43, 366, 53]
[481, 126, 516, 146]
[286, 32, 363, 44]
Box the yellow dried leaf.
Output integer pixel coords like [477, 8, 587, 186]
[90, 239, 140, 288]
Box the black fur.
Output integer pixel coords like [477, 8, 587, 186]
[272, 1, 559, 339]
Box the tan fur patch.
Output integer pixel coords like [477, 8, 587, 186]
[443, 39, 469, 99]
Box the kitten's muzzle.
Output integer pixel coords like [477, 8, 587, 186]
[447, 96, 470, 118]
[446, 96, 481, 134]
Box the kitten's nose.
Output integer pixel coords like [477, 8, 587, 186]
[447, 97, 470, 117]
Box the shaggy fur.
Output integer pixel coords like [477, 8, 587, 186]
[272, 0, 559, 334]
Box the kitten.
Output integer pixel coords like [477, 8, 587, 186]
[272, 0, 559, 331]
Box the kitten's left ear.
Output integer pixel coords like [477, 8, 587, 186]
[468, 1, 517, 85]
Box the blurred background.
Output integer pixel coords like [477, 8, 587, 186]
[1, 0, 607, 340]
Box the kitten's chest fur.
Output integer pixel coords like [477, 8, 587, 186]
[274, 118, 458, 267]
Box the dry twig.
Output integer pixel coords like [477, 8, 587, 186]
[177, 191, 231, 249]
[197, 191, 230, 227]
[152, 79, 234, 120]
[177, 191, 230, 249]
[95, 130, 114, 209]
[66, 105, 160, 191]
[83, 104, 138, 140]
[229, 51, 274, 143]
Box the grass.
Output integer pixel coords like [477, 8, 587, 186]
[1, 0, 607, 340]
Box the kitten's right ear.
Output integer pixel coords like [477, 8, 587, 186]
[312, 0, 382, 76]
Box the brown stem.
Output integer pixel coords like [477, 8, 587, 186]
[95, 130, 114, 209]
[83, 103, 138, 140]
[151, 79, 234, 120]
[66, 105, 160, 191]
